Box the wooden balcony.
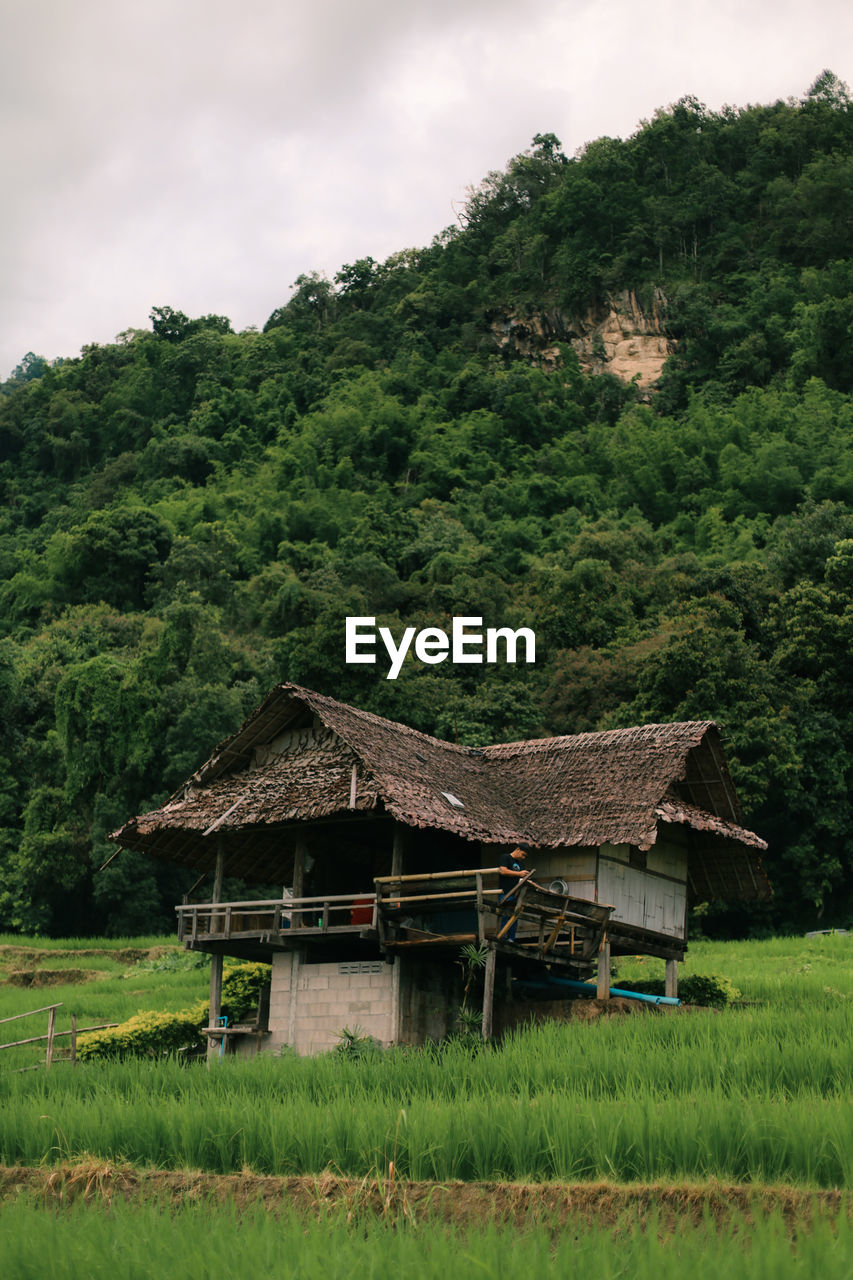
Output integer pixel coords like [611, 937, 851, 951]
[177, 867, 614, 971]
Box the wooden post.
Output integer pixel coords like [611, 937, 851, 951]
[391, 825, 407, 879]
[596, 936, 611, 1001]
[665, 958, 679, 999]
[211, 838, 225, 933]
[207, 841, 226, 1064]
[390, 956, 402, 1043]
[475, 872, 485, 945]
[207, 956, 223, 1064]
[70, 1014, 77, 1067]
[292, 840, 305, 929]
[45, 1006, 56, 1069]
[482, 944, 497, 1041]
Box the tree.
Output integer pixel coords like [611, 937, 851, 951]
[48, 509, 172, 611]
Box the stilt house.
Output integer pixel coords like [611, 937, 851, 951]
[110, 683, 769, 1055]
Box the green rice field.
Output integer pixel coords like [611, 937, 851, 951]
[1, 931, 851, 1276]
[2, 1197, 851, 1280]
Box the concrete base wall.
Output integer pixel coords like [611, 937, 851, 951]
[266, 951, 465, 1056]
[268, 952, 398, 1055]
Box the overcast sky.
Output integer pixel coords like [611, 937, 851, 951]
[1, 0, 850, 378]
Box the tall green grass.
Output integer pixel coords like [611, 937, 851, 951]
[1, 1000, 851, 1184]
[619, 932, 853, 1002]
[1, 932, 850, 1185]
[4, 1087, 849, 1184]
[1, 1199, 851, 1280]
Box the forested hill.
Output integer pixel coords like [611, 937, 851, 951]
[1, 73, 852, 937]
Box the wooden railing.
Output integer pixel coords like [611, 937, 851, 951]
[177, 868, 613, 961]
[375, 869, 612, 959]
[176, 893, 378, 943]
[0, 1004, 118, 1068]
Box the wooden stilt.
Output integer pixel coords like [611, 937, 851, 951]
[70, 1014, 77, 1067]
[596, 936, 611, 1001]
[482, 944, 497, 1040]
[207, 841, 226, 1064]
[207, 955, 223, 1064]
[45, 1006, 56, 1069]
[665, 958, 679, 999]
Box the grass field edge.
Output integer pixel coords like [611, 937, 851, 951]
[0, 1162, 848, 1229]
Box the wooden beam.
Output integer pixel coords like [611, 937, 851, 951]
[203, 794, 249, 838]
[376, 867, 502, 885]
[0, 1022, 118, 1052]
[704, 734, 741, 823]
[212, 840, 225, 903]
[596, 937, 611, 1001]
[292, 840, 305, 929]
[0, 1003, 63, 1026]
[381, 889, 500, 906]
[495, 887, 527, 941]
[482, 944, 497, 1041]
[476, 872, 485, 946]
[665, 958, 679, 999]
[45, 1007, 56, 1070]
[387, 935, 479, 948]
[391, 825, 409, 878]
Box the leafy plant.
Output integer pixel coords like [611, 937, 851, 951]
[615, 972, 743, 1008]
[334, 1026, 381, 1059]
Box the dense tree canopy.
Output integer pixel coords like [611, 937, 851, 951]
[1, 77, 851, 935]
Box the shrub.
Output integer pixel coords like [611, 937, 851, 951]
[616, 973, 742, 1008]
[679, 973, 742, 1007]
[76, 962, 271, 1059]
[76, 1000, 208, 1060]
[220, 962, 271, 1024]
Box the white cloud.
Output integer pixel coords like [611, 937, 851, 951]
[1, 0, 850, 374]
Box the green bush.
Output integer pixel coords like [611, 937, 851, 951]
[76, 1000, 208, 1060]
[220, 962, 271, 1024]
[679, 973, 742, 1007]
[616, 973, 742, 1008]
[76, 962, 271, 1059]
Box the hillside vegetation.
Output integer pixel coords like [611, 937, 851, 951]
[1, 73, 851, 936]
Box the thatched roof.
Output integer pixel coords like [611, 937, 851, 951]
[111, 682, 769, 899]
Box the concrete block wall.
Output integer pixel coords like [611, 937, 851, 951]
[267, 950, 294, 1048]
[268, 952, 397, 1055]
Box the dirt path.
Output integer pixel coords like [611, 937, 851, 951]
[0, 1163, 846, 1228]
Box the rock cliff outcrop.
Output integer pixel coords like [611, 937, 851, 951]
[491, 288, 672, 389]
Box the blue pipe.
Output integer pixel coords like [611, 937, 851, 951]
[515, 976, 680, 1006]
